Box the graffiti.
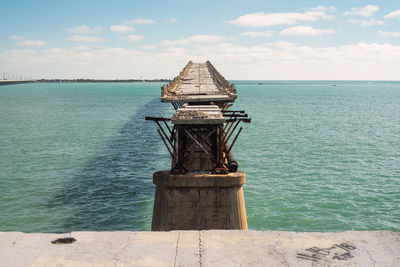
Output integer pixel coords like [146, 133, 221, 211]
[296, 243, 356, 262]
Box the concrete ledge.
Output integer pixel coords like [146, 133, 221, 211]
[1, 230, 399, 266]
[153, 170, 246, 187]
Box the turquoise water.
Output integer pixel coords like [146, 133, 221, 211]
[0, 81, 399, 232]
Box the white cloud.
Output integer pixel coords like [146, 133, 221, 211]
[280, 26, 334, 36]
[121, 34, 144, 42]
[2, 42, 400, 80]
[229, 11, 333, 27]
[310, 6, 337, 12]
[384, 10, 400, 19]
[110, 25, 135, 33]
[347, 19, 384, 26]
[72, 45, 89, 50]
[169, 18, 178, 23]
[66, 25, 103, 34]
[195, 42, 400, 79]
[10, 35, 25, 40]
[10, 36, 49, 47]
[198, 43, 250, 60]
[16, 40, 47, 46]
[343, 5, 379, 17]
[164, 46, 189, 55]
[163, 35, 225, 45]
[142, 45, 156, 50]
[68, 35, 104, 42]
[241, 31, 273, 37]
[0, 47, 194, 79]
[378, 30, 400, 38]
[308, 11, 335, 20]
[125, 18, 155, 24]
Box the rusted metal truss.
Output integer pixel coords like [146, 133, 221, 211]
[171, 101, 184, 110]
[145, 113, 250, 174]
[145, 116, 175, 157]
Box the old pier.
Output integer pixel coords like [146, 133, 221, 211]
[146, 61, 250, 231]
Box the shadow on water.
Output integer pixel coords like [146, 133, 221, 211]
[47, 98, 169, 232]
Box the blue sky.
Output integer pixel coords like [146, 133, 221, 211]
[1, 0, 400, 79]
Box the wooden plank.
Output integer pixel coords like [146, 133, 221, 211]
[161, 62, 237, 103]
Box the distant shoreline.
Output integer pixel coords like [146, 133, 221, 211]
[0, 79, 171, 86]
[35, 79, 171, 83]
[2, 79, 399, 85]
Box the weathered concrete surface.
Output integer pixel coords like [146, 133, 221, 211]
[152, 172, 247, 231]
[0, 230, 398, 266]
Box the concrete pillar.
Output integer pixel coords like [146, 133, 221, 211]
[152, 171, 247, 231]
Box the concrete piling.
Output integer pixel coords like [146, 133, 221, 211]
[151, 171, 247, 231]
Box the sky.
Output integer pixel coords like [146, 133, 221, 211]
[1, 0, 400, 80]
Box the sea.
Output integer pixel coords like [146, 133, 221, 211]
[0, 81, 399, 233]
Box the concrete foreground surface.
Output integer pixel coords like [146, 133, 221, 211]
[1, 230, 399, 266]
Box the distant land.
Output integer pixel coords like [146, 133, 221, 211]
[35, 79, 171, 83]
[0, 79, 172, 86]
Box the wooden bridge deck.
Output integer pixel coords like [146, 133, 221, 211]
[161, 61, 237, 103]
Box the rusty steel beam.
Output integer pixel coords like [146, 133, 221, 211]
[184, 129, 211, 157]
[145, 116, 172, 121]
[185, 128, 216, 154]
[157, 129, 173, 157]
[223, 120, 240, 147]
[155, 121, 174, 148]
[222, 110, 246, 114]
[226, 127, 243, 156]
[163, 120, 172, 135]
[223, 114, 248, 118]
[225, 118, 251, 123]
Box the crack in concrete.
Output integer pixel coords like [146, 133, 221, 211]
[272, 246, 290, 267]
[174, 232, 181, 267]
[111, 257, 133, 266]
[366, 250, 377, 267]
[66, 240, 115, 262]
[72, 233, 134, 265]
[113, 233, 133, 260]
[198, 231, 203, 267]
